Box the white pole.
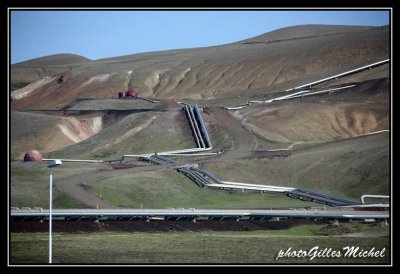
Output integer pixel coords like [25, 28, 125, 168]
[49, 168, 52, 264]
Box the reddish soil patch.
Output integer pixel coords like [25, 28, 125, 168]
[252, 150, 291, 158]
[110, 163, 137, 169]
[11, 219, 324, 233]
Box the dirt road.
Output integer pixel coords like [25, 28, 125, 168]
[207, 107, 257, 159]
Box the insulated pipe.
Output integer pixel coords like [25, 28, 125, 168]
[285, 59, 390, 91]
[250, 89, 312, 104]
[189, 171, 212, 186]
[190, 167, 223, 184]
[294, 189, 358, 205]
[226, 59, 389, 110]
[184, 106, 201, 148]
[206, 184, 290, 193]
[176, 168, 207, 187]
[42, 158, 103, 163]
[157, 147, 212, 155]
[194, 105, 212, 148]
[188, 106, 205, 148]
[221, 181, 296, 191]
[227, 85, 354, 110]
[281, 85, 356, 100]
[184, 106, 201, 147]
[151, 155, 178, 164]
[160, 152, 220, 157]
[143, 104, 214, 156]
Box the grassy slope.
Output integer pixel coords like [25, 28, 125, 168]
[10, 223, 390, 264]
[86, 168, 317, 209]
[202, 133, 389, 200]
[10, 160, 317, 209]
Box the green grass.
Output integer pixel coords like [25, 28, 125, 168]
[10, 229, 390, 264]
[128, 133, 194, 155]
[10, 162, 103, 208]
[11, 188, 86, 209]
[342, 222, 390, 234]
[11, 164, 48, 177]
[53, 194, 88, 208]
[11, 163, 50, 208]
[10, 161, 316, 209]
[12, 158, 322, 209]
[86, 168, 318, 208]
[92, 149, 117, 159]
[262, 224, 325, 236]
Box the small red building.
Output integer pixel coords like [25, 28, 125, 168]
[119, 88, 138, 99]
[125, 88, 138, 97]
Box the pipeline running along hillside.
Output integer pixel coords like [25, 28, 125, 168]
[139, 105, 360, 207]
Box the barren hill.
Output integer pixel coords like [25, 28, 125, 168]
[10, 25, 389, 110]
[11, 54, 91, 91]
[13, 53, 91, 66]
[235, 24, 376, 44]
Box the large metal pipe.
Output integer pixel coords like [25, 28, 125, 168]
[42, 158, 103, 163]
[151, 155, 178, 164]
[226, 59, 389, 110]
[10, 208, 390, 220]
[190, 167, 222, 184]
[177, 168, 208, 187]
[184, 106, 201, 148]
[188, 106, 205, 148]
[193, 105, 212, 148]
[285, 59, 390, 91]
[190, 171, 212, 186]
[221, 181, 296, 191]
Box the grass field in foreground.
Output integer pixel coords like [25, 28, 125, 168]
[10, 224, 390, 264]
